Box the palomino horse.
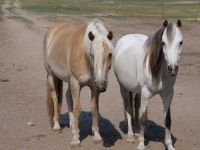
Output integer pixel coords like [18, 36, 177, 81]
[43, 19, 113, 146]
[113, 20, 183, 150]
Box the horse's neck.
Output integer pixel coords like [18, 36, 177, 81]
[70, 25, 93, 81]
[144, 57, 169, 91]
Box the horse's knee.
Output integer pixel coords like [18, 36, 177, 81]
[52, 91, 57, 102]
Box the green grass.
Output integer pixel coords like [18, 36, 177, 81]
[19, 0, 200, 20]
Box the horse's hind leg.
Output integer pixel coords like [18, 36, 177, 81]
[90, 88, 102, 143]
[120, 85, 135, 143]
[47, 74, 63, 130]
[66, 83, 73, 128]
[134, 93, 141, 136]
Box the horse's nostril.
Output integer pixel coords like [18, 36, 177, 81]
[168, 66, 172, 71]
[175, 65, 179, 71]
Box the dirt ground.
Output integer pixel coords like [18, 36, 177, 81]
[0, 1, 200, 150]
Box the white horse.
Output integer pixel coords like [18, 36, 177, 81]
[113, 20, 183, 150]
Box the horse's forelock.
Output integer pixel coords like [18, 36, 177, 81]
[83, 20, 113, 57]
[90, 20, 109, 37]
[166, 23, 175, 44]
[144, 27, 164, 81]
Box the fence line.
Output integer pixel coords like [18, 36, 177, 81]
[24, 0, 200, 21]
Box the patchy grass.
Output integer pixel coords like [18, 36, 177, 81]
[0, 5, 3, 21]
[0, 0, 4, 5]
[6, 5, 18, 14]
[19, 0, 200, 20]
[0, 0, 5, 17]
[7, 16, 35, 29]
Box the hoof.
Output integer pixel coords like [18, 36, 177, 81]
[167, 145, 175, 150]
[93, 134, 102, 144]
[137, 142, 145, 150]
[52, 122, 61, 130]
[92, 130, 102, 144]
[127, 135, 135, 143]
[134, 133, 140, 137]
[70, 139, 81, 147]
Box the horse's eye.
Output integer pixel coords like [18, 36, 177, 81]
[161, 41, 165, 46]
[108, 53, 112, 59]
[180, 41, 183, 45]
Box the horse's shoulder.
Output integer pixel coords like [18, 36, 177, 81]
[72, 24, 87, 50]
[46, 22, 77, 41]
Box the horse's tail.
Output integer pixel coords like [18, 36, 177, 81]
[46, 74, 63, 127]
[46, 76, 54, 126]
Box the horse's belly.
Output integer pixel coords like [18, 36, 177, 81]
[48, 60, 70, 82]
[114, 59, 139, 92]
[114, 34, 146, 93]
[118, 74, 139, 92]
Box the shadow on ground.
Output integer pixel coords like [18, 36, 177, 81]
[119, 119, 177, 149]
[60, 111, 122, 147]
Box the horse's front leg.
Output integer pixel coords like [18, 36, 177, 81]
[66, 83, 73, 128]
[70, 77, 81, 146]
[160, 90, 175, 150]
[90, 88, 102, 143]
[137, 87, 150, 150]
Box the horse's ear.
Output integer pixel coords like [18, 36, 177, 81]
[107, 31, 113, 40]
[177, 19, 182, 28]
[163, 20, 168, 27]
[88, 31, 95, 41]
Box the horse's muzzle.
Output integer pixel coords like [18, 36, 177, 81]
[95, 80, 107, 92]
[168, 65, 178, 76]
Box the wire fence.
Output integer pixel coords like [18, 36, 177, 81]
[22, 0, 200, 21]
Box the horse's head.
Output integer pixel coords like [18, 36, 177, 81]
[161, 20, 183, 76]
[85, 20, 113, 92]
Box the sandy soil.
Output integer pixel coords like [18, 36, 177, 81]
[0, 1, 200, 150]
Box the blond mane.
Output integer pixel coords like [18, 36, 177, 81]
[83, 19, 113, 56]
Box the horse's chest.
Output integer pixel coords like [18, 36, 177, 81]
[145, 77, 176, 95]
[70, 64, 92, 85]
[78, 73, 91, 86]
[145, 79, 163, 93]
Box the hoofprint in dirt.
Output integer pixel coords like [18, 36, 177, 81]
[0, 1, 200, 150]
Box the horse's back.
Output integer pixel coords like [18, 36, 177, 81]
[44, 22, 85, 81]
[114, 34, 148, 92]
